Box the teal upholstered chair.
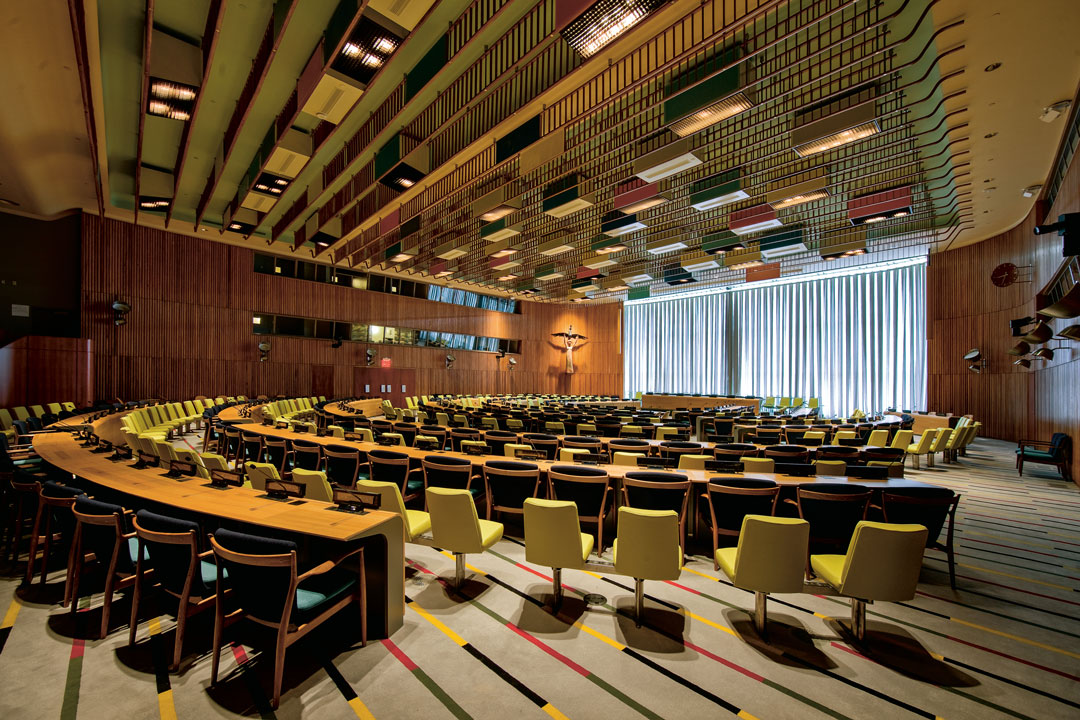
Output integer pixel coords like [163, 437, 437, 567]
[1016, 433, 1071, 480]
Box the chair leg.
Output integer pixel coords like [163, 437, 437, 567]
[634, 578, 644, 628]
[128, 573, 142, 646]
[851, 599, 866, 642]
[210, 597, 224, 685]
[24, 508, 43, 585]
[272, 627, 288, 710]
[754, 591, 768, 636]
[947, 548, 957, 591]
[454, 553, 466, 589]
[100, 571, 117, 638]
[552, 568, 563, 608]
[173, 609, 188, 670]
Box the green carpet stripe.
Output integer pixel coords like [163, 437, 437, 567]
[60, 597, 90, 720]
[410, 666, 474, 720]
[760, 679, 850, 720]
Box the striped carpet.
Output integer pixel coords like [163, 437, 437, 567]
[1, 437, 1078, 719]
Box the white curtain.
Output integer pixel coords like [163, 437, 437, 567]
[623, 258, 926, 416]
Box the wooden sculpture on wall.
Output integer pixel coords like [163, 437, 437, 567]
[551, 325, 587, 374]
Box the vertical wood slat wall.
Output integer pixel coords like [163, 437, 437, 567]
[927, 149, 1080, 480]
[81, 215, 623, 402]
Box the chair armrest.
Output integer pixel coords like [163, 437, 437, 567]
[297, 546, 365, 582]
[1018, 439, 1052, 448]
[197, 550, 214, 559]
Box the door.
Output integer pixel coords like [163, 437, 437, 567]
[311, 364, 334, 400]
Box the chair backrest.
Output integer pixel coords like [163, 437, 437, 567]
[523, 499, 589, 570]
[705, 478, 780, 537]
[200, 452, 230, 471]
[356, 479, 409, 527]
[889, 429, 913, 449]
[426, 487, 484, 554]
[291, 468, 334, 502]
[930, 427, 952, 451]
[613, 507, 681, 581]
[152, 438, 178, 462]
[613, 451, 645, 466]
[608, 439, 651, 453]
[134, 510, 201, 596]
[912, 429, 938, 453]
[764, 445, 809, 463]
[813, 460, 847, 476]
[741, 457, 775, 473]
[423, 455, 474, 491]
[291, 439, 322, 470]
[837, 521, 929, 601]
[621, 474, 690, 518]
[796, 484, 871, 544]
[211, 529, 298, 625]
[323, 444, 361, 487]
[547, 465, 611, 518]
[866, 429, 889, 447]
[73, 496, 130, 574]
[484, 461, 541, 512]
[881, 487, 957, 546]
[245, 462, 280, 491]
[731, 515, 810, 593]
[816, 445, 860, 461]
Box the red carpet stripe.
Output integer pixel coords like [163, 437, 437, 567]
[381, 639, 473, 720]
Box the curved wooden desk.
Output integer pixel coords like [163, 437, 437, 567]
[642, 394, 762, 412]
[325, 399, 385, 419]
[32, 430, 405, 636]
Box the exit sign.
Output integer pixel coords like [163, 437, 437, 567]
[380, 357, 392, 368]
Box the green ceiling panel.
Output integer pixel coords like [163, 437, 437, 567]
[405, 34, 449, 102]
[374, 133, 402, 179]
[99, 0, 147, 209]
[324, 0, 360, 63]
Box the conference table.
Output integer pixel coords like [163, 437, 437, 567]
[885, 411, 959, 435]
[641, 394, 762, 412]
[325, 399, 386, 419]
[32, 418, 406, 636]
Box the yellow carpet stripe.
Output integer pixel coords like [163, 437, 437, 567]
[680, 566, 719, 582]
[678, 608, 737, 638]
[737, 711, 761, 720]
[582, 570, 604, 579]
[1, 596, 22, 629]
[541, 703, 569, 719]
[347, 696, 377, 719]
[957, 562, 1076, 590]
[156, 690, 178, 720]
[571, 620, 625, 651]
[408, 602, 467, 647]
[964, 530, 1057, 550]
[949, 618, 1080, 659]
[148, 616, 162, 636]
[436, 550, 488, 577]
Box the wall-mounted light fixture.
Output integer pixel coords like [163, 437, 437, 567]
[258, 341, 271, 363]
[508, 357, 517, 371]
[963, 348, 985, 373]
[112, 300, 131, 326]
[445, 354, 456, 369]
[366, 348, 377, 366]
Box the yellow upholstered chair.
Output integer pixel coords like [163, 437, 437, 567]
[655, 427, 681, 442]
[742, 457, 775, 474]
[944, 424, 970, 462]
[200, 453, 230, 472]
[612, 507, 682, 626]
[545, 421, 566, 435]
[504, 443, 532, 458]
[803, 430, 827, 443]
[790, 397, 803, 409]
[523, 499, 594, 605]
[327, 425, 345, 438]
[810, 521, 928, 641]
[807, 398, 819, 411]
[927, 428, 952, 467]
[505, 418, 525, 432]
[778, 398, 791, 411]
[435, 412, 451, 427]
[379, 432, 406, 447]
[905, 429, 938, 470]
[716, 515, 809, 635]
[814, 460, 847, 476]
[481, 417, 500, 431]
[357, 480, 431, 541]
[866, 430, 889, 447]
[850, 409, 867, 419]
[559, 447, 587, 462]
[576, 422, 597, 435]
[291, 468, 333, 502]
[833, 430, 857, 443]
[152, 438, 178, 464]
[244, 462, 280, 491]
[613, 451, 645, 467]
[677, 454, 712, 471]
[889, 429, 913, 450]
[426, 487, 504, 587]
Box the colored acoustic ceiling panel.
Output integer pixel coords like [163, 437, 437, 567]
[745, 262, 782, 282]
[662, 47, 742, 125]
[554, 0, 594, 31]
[848, 186, 913, 222]
[496, 116, 542, 164]
[374, 133, 402, 179]
[380, 207, 400, 235]
[405, 34, 449, 101]
[400, 213, 421, 239]
[324, 0, 361, 64]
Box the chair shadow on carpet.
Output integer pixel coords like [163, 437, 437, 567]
[612, 598, 687, 653]
[513, 584, 589, 631]
[824, 618, 979, 686]
[723, 608, 836, 669]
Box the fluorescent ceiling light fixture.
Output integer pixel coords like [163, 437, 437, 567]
[150, 80, 196, 102]
[679, 252, 720, 272]
[663, 264, 696, 285]
[848, 186, 913, 226]
[613, 180, 669, 213]
[632, 139, 703, 182]
[669, 93, 754, 137]
[791, 93, 880, 157]
[583, 257, 618, 270]
[435, 240, 469, 260]
[601, 212, 647, 237]
[572, 277, 601, 292]
[622, 271, 652, 285]
[491, 257, 521, 271]
[767, 176, 830, 209]
[479, 218, 522, 242]
[591, 235, 628, 254]
[542, 175, 594, 217]
[820, 239, 867, 261]
[498, 274, 519, 281]
[689, 169, 749, 211]
[759, 227, 808, 259]
[534, 264, 564, 280]
[724, 250, 764, 270]
[147, 101, 191, 121]
[701, 230, 745, 254]
[561, 0, 663, 58]
[602, 276, 631, 291]
[646, 238, 689, 254]
[537, 236, 576, 255]
[472, 186, 521, 221]
[433, 270, 454, 277]
[729, 204, 782, 236]
[487, 240, 519, 258]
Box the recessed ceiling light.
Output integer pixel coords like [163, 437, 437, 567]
[984, 62, 1001, 72]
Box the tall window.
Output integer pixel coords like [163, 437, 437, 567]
[623, 257, 927, 416]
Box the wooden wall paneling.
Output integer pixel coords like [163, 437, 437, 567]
[928, 148, 1080, 480]
[78, 215, 624, 403]
[0, 336, 92, 408]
